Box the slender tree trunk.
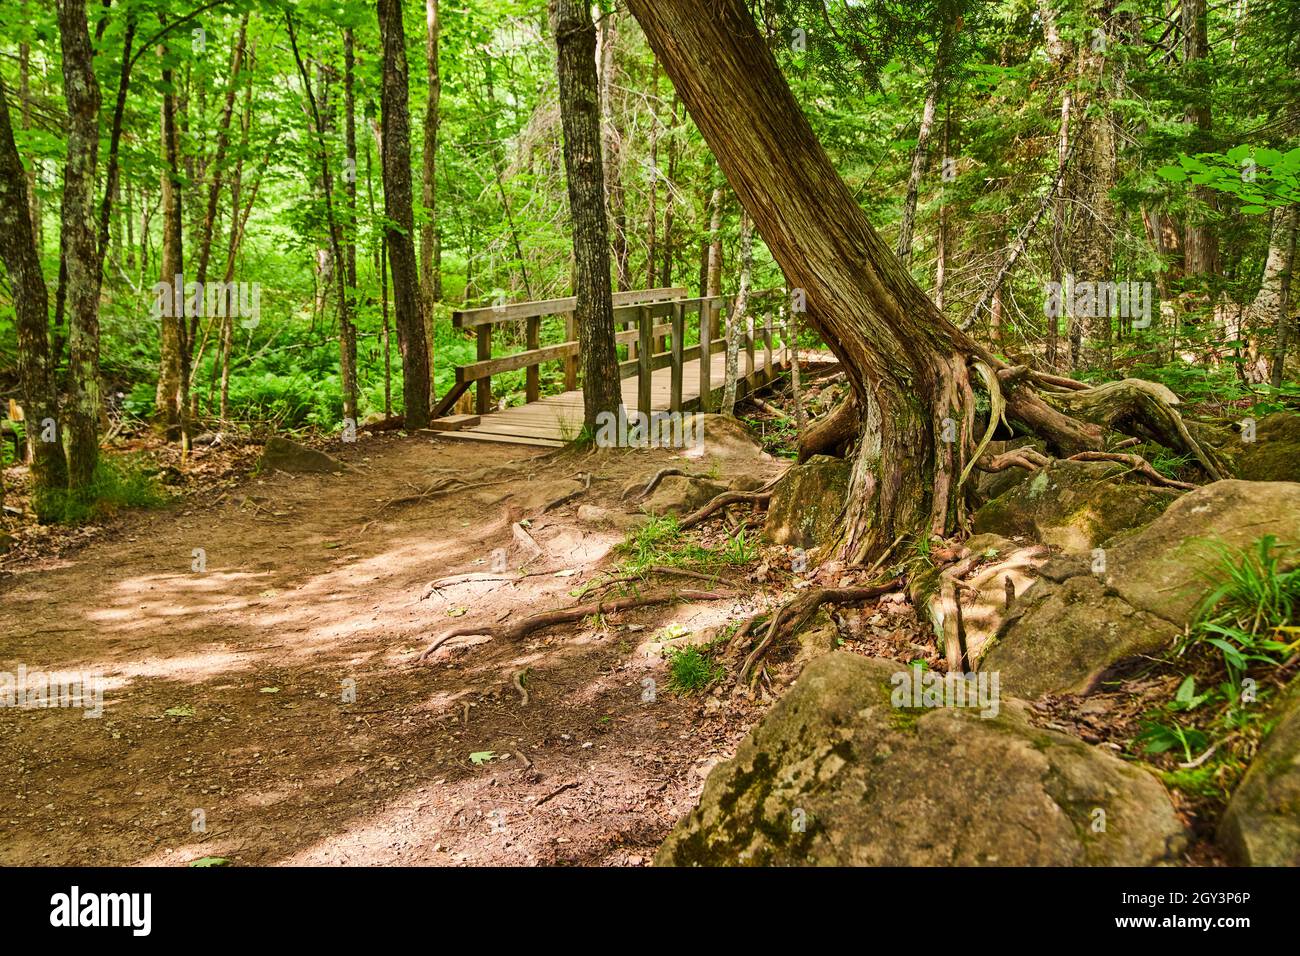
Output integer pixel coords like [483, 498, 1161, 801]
[598, 11, 629, 291]
[156, 36, 184, 439]
[57, 0, 103, 491]
[420, 0, 441, 390]
[288, 14, 358, 423]
[0, 78, 67, 492]
[1181, 0, 1217, 286]
[1270, 210, 1298, 390]
[378, 0, 432, 428]
[897, 10, 957, 266]
[721, 208, 753, 416]
[660, 95, 681, 288]
[645, 58, 659, 287]
[551, 0, 621, 429]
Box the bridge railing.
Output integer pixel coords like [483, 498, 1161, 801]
[435, 286, 788, 418]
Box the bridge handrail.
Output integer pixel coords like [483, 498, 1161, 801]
[433, 288, 789, 418]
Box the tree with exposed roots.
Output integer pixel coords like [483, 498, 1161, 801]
[624, 0, 1230, 566]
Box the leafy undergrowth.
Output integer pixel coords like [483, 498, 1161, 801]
[32, 455, 170, 525]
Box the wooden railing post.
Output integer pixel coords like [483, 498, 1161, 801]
[476, 324, 492, 414]
[744, 306, 756, 389]
[525, 314, 540, 403]
[670, 301, 684, 412]
[637, 306, 652, 415]
[697, 300, 712, 412]
[563, 311, 578, 391]
[763, 312, 773, 384]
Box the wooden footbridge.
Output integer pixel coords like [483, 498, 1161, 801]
[428, 287, 791, 447]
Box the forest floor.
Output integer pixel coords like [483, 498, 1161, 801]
[0, 427, 800, 866]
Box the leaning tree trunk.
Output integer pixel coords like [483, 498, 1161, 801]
[625, 0, 1108, 563]
[0, 78, 67, 492]
[57, 0, 103, 492]
[552, 0, 621, 429]
[378, 0, 432, 428]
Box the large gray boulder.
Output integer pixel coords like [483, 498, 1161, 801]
[656, 653, 1186, 866]
[982, 480, 1300, 698]
[1219, 683, 1300, 866]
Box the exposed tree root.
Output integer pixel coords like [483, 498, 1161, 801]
[797, 392, 858, 463]
[974, 446, 1195, 490]
[736, 581, 902, 686]
[625, 467, 713, 502]
[417, 588, 739, 661]
[1040, 378, 1230, 479]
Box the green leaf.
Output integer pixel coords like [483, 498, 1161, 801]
[188, 857, 229, 867]
[469, 750, 496, 765]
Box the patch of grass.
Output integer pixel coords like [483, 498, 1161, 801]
[665, 645, 726, 695]
[615, 515, 753, 575]
[34, 455, 169, 524]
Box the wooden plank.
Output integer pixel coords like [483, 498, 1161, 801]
[457, 341, 577, 382]
[429, 414, 480, 431]
[430, 380, 470, 419]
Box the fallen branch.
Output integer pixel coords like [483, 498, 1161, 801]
[418, 588, 739, 661]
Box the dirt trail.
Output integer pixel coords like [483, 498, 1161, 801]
[0, 432, 780, 866]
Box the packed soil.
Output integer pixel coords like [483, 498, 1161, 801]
[0, 431, 788, 866]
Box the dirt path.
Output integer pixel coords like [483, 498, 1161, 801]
[0, 432, 782, 866]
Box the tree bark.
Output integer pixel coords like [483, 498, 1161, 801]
[58, 0, 103, 491]
[379, 0, 432, 428]
[550, 0, 621, 430]
[0, 78, 67, 492]
[1181, 0, 1218, 285]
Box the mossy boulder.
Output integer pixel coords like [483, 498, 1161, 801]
[656, 653, 1185, 866]
[258, 437, 345, 474]
[1235, 413, 1300, 483]
[763, 454, 849, 550]
[972, 459, 1178, 554]
[1218, 681, 1300, 866]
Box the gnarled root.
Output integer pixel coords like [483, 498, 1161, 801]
[1040, 377, 1231, 479]
[735, 580, 902, 686]
[418, 588, 738, 662]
